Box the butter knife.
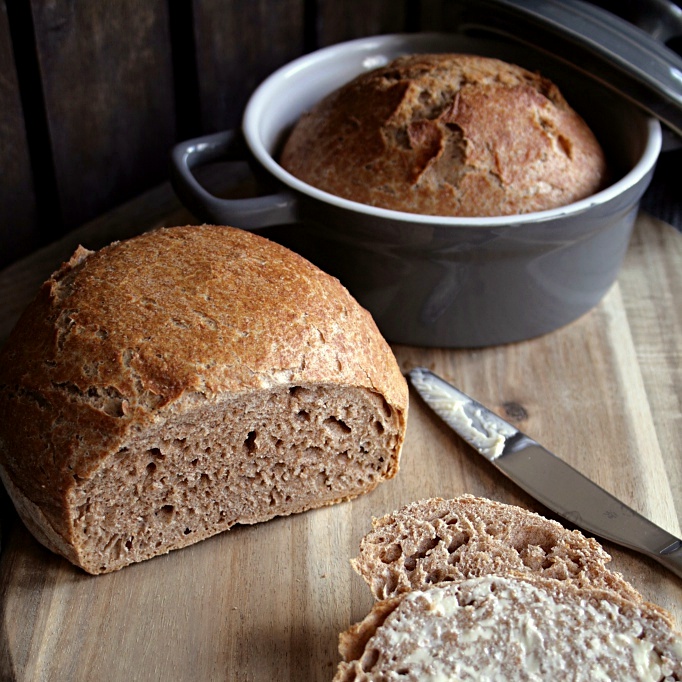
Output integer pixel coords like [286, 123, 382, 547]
[409, 367, 682, 579]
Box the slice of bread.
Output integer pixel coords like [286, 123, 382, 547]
[333, 575, 682, 681]
[351, 495, 640, 601]
[0, 225, 408, 574]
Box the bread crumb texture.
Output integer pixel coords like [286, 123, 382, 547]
[351, 495, 640, 601]
[0, 225, 408, 573]
[281, 53, 608, 217]
[336, 496, 682, 681]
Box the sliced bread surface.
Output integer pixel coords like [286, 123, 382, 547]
[0, 225, 408, 573]
[351, 495, 639, 601]
[333, 575, 682, 681]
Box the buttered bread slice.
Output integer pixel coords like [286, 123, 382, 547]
[333, 575, 682, 681]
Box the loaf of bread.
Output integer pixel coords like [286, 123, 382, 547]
[350, 495, 640, 601]
[333, 575, 682, 681]
[281, 53, 608, 217]
[0, 225, 408, 574]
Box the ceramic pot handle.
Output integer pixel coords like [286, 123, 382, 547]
[170, 130, 299, 228]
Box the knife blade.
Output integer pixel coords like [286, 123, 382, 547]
[408, 367, 682, 579]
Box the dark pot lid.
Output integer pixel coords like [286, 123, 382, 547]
[455, 0, 682, 139]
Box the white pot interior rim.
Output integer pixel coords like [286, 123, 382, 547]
[243, 33, 663, 227]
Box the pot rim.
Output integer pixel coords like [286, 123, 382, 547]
[243, 32, 663, 228]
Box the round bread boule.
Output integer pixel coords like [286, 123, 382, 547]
[0, 225, 408, 574]
[281, 53, 608, 217]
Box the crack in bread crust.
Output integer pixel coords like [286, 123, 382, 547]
[281, 53, 608, 217]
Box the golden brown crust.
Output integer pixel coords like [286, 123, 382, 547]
[337, 596, 402, 665]
[281, 53, 608, 217]
[0, 225, 408, 573]
[0, 460, 80, 565]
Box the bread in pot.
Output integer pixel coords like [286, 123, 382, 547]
[0, 225, 408, 574]
[280, 53, 608, 217]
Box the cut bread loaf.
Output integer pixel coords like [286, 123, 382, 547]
[351, 495, 640, 601]
[281, 53, 608, 217]
[333, 575, 682, 681]
[0, 225, 408, 574]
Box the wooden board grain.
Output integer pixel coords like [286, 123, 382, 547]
[29, 0, 176, 230]
[0, 0, 39, 269]
[0, 185, 680, 681]
[314, 0, 407, 47]
[191, 0, 306, 133]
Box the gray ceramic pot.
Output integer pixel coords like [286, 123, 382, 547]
[171, 30, 663, 347]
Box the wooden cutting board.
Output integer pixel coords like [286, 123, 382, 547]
[0, 182, 680, 681]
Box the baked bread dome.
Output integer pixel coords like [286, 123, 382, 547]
[0, 225, 408, 574]
[280, 53, 608, 217]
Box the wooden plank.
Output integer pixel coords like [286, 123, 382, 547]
[0, 0, 39, 270]
[0, 180, 680, 679]
[618, 214, 682, 523]
[29, 0, 176, 230]
[418, 0, 465, 31]
[314, 0, 408, 46]
[192, 0, 306, 133]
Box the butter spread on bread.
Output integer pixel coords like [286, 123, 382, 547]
[334, 576, 682, 681]
[336, 496, 682, 680]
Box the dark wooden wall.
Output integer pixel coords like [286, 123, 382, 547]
[1, 1, 680, 270]
[0, 0, 444, 270]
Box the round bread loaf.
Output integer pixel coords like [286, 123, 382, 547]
[333, 576, 682, 681]
[280, 53, 608, 217]
[0, 225, 408, 574]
